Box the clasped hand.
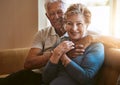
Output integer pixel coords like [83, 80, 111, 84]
[53, 40, 85, 58]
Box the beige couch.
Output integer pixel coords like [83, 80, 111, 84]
[0, 42, 120, 85]
[0, 48, 29, 78]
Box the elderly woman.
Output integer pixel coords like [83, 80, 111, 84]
[42, 3, 104, 85]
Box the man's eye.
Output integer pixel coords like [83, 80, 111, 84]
[49, 13, 55, 16]
[57, 11, 63, 14]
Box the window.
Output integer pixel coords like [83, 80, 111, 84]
[114, 0, 120, 38]
[38, 0, 120, 38]
[38, 0, 48, 29]
[67, 0, 110, 35]
[66, 0, 120, 37]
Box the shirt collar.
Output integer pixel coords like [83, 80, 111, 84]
[61, 32, 68, 38]
[50, 26, 57, 36]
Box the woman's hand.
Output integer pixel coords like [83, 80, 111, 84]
[50, 41, 75, 64]
[61, 54, 71, 67]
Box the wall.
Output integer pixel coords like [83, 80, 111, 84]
[38, 0, 48, 29]
[0, 0, 38, 50]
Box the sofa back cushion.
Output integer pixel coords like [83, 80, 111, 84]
[0, 48, 29, 75]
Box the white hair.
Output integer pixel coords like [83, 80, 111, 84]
[44, 0, 67, 13]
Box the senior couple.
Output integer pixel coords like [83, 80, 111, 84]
[0, 0, 104, 85]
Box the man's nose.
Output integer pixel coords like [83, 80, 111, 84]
[54, 13, 59, 19]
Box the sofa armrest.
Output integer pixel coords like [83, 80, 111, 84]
[0, 48, 29, 75]
[105, 48, 120, 71]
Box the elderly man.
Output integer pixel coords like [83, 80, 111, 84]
[0, 0, 85, 85]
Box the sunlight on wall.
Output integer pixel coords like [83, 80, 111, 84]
[88, 6, 110, 35]
[38, 0, 48, 29]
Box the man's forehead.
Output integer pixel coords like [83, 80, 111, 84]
[48, 2, 64, 9]
[47, 2, 66, 12]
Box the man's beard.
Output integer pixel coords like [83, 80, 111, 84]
[52, 17, 64, 29]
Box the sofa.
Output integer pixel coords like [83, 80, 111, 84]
[0, 37, 120, 85]
[0, 48, 29, 78]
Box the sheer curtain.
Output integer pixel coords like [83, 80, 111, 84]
[114, 0, 120, 38]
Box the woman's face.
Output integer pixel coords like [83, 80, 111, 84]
[65, 14, 87, 41]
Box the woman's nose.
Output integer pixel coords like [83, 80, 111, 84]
[72, 24, 78, 31]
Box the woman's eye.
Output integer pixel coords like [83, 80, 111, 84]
[77, 23, 83, 26]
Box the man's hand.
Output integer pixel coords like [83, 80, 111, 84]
[67, 44, 85, 58]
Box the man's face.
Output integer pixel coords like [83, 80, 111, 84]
[46, 2, 66, 31]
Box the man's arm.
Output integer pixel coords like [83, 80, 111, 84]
[67, 35, 93, 58]
[24, 48, 52, 69]
[76, 35, 93, 49]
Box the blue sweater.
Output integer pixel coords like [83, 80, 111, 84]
[42, 43, 104, 85]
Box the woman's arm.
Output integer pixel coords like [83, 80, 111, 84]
[42, 41, 75, 84]
[62, 43, 104, 84]
[42, 61, 59, 84]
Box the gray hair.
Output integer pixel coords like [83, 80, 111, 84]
[44, 0, 67, 13]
